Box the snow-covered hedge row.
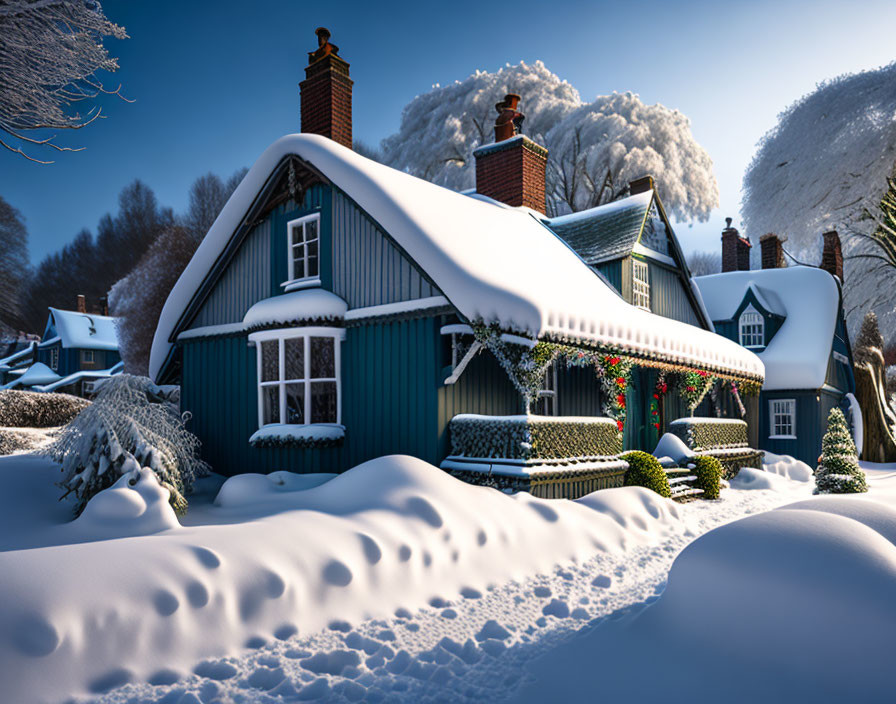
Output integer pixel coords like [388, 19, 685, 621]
[0, 428, 38, 455]
[44, 375, 209, 515]
[0, 390, 89, 428]
[669, 418, 749, 452]
[449, 415, 622, 461]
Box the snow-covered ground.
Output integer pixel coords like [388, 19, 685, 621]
[1, 450, 894, 703]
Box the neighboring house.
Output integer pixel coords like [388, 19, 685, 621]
[694, 228, 855, 466]
[0, 340, 38, 386]
[547, 179, 715, 449]
[149, 29, 763, 480]
[3, 303, 123, 396]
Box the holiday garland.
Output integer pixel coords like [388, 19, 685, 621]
[649, 371, 669, 436]
[730, 381, 747, 417]
[680, 369, 717, 412]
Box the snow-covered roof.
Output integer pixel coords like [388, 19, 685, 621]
[42, 308, 119, 351]
[693, 267, 841, 391]
[243, 289, 348, 329]
[150, 134, 763, 382]
[32, 362, 124, 393]
[2, 363, 61, 389]
[0, 342, 36, 371]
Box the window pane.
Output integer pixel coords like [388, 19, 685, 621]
[292, 225, 304, 245]
[285, 383, 305, 424]
[262, 386, 280, 424]
[306, 218, 318, 241]
[261, 340, 279, 382]
[310, 337, 335, 378]
[311, 381, 337, 423]
[284, 337, 304, 380]
[306, 240, 319, 278]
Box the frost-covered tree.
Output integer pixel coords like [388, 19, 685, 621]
[742, 62, 896, 337]
[45, 374, 209, 515]
[379, 61, 718, 219]
[0, 0, 128, 162]
[0, 195, 30, 329]
[814, 408, 867, 494]
[182, 168, 247, 241]
[686, 250, 721, 277]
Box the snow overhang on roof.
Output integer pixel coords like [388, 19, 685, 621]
[45, 308, 119, 351]
[694, 267, 840, 391]
[150, 134, 764, 383]
[243, 288, 348, 330]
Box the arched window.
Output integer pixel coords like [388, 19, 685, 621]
[738, 308, 764, 348]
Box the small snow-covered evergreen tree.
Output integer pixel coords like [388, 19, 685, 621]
[45, 374, 209, 514]
[815, 407, 867, 494]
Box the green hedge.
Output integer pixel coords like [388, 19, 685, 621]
[669, 418, 748, 451]
[449, 415, 622, 461]
[621, 451, 671, 498]
[691, 455, 723, 499]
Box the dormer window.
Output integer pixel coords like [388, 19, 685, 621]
[632, 259, 650, 311]
[739, 308, 764, 348]
[286, 214, 320, 287]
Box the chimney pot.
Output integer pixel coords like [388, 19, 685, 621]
[721, 219, 752, 273]
[300, 27, 353, 149]
[629, 175, 655, 195]
[760, 232, 786, 269]
[76, 294, 87, 314]
[821, 230, 844, 281]
[493, 93, 525, 143]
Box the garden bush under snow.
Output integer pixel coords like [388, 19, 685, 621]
[0, 389, 89, 428]
[43, 374, 208, 515]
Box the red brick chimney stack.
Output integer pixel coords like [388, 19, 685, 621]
[629, 175, 655, 196]
[760, 232, 785, 269]
[473, 94, 548, 214]
[76, 294, 87, 314]
[821, 230, 844, 281]
[721, 218, 752, 272]
[300, 27, 353, 149]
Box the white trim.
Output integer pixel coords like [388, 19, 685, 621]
[282, 277, 322, 293]
[444, 341, 482, 385]
[632, 242, 676, 267]
[178, 322, 248, 341]
[249, 327, 344, 429]
[768, 434, 798, 440]
[739, 306, 764, 348]
[284, 213, 321, 287]
[82, 350, 95, 364]
[769, 398, 796, 439]
[344, 295, 449, 321]
[440, 324, 474, 336]
[48, 347, 59, 371]
[632, 259, 650, 311]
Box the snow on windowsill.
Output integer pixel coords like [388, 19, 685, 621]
[249, 423, 345, 447]
[669, 418, 747, 425]
[281, 277, 322, 293]
[768, 434, 798, 441]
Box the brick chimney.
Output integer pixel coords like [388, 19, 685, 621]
[473, 94, 547, 213]
[759, 232, 785, 269]
[300, 27, 353, 149]
[821, 229, 843, 281]
[76, 294, 87, 313]
[721, 217, 751, 272]
[629, 175, 655, 195]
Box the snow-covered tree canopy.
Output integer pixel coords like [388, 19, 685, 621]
[742, 62, 896, 337]
[0, 0, 128, 162]
[378, 61, 719, 220]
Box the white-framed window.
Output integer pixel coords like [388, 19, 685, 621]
[82, 350, 95, 364]
[739, 308, 764, 348]
[632, 259, 650, 311]
[48, 347, 59, 371]
[769, 399, 796, 439]
[249, 327, 344, 428]
[533, 364, 558, 416]
[285, 213, 320, 286]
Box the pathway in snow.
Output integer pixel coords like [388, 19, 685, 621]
[97, 480, 810, 704]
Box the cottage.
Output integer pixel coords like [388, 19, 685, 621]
[693, 227, 856, 466]
[149, 29, 763, 493]
[3, 300, 123, 396]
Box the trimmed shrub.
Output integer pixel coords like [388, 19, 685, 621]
[691, 455, 723, 500]
[0, 390, 89, 428]
[620, 451, 671, 498]
[815, 407, 867, 494]
[44, 375, 209, 515]
[449, 415, 621, 460]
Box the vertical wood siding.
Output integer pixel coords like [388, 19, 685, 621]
[331, 191, 441, 307]
[556, 365, 604, 416]
[645, 259, 702, 327]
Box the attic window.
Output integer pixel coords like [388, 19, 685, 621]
[739, 309, 764, 348]
[632, 260, 650, 311]
[285, 213, 320, 287]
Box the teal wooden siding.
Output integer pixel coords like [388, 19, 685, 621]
[760, 389, 835, 466]
[331, 191, 441, 307]
[644, 259, 702, 327]
[181, 315, 448, 476]
[556, 365, 604, 417]
[593, 260, 623, 293]
[269, 187, 330, 293]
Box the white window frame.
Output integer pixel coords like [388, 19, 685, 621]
[284, 213, 321, 289]
[533, 363, 559, 416]
[48, 347, 59, 371]
[82, 350, 95, 364]
[249, 327, 345, 429]
[769, 399, 796, 439]
[632, 259, 650, 311]
[739, 307, 765, 349]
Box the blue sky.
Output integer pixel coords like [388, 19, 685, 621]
[3, 0, 895, 264]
